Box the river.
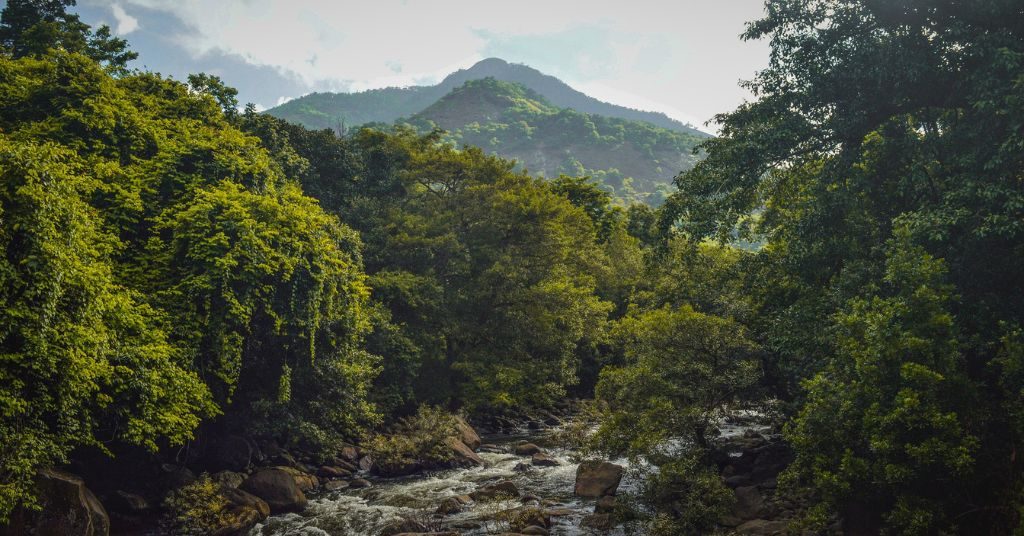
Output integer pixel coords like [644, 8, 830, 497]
[248, 418, 766, 536]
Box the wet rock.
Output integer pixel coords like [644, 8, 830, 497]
[454, 415, 482, 450]
[380, 519, 427, 535]
[239, 468, 307, 514]
[595, 495, 616, 514]
[470, 480, 519, 500]
[580, 513, 613, 531]
[323, 480, 349, 491]
[545, 508, 575, 517]
[221, 486, 270, 518]
[2, 469, 109, 536]
[478, 443, 504, 453]
[210, 470, 246, 489]
[447, 437, 484, 467]
[513, 462, 532, 472]
[736, 519, 789, 535]
[521, 526, 549, 535]
[520, 494, 541, 503]
[574, 461, 624, 497]
[359, 455, 375, 472]
[339, 445, 359, 463]
[527, 421, 542, 430]
[514, 443, 542, 456]
[272, 466, 319, 491]
[349, 478, 372, 489]
[732, 485, 764, 520]
[318, 465, 352, 479]
[436, 496, 463, 515]
[531, 453, 559, 467]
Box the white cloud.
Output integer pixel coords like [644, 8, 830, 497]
[110, 3, 139, 35]
[108, 0, 770, 127]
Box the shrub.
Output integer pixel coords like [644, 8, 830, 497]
[364, 406, 458, 474]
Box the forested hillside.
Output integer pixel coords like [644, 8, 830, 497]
[266, 57, 705, 136]
[1, 1, 1023, 535]
[405, 78, 705, 203]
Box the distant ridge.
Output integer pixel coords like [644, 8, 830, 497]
[265, 58, 706, 137]
[404, 77, 705, 204]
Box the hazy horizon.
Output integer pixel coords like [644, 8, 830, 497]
[61, 0, 771, 131]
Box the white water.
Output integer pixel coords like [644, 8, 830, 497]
[248, 415, 770, 536]
[248, 430, 636, 536]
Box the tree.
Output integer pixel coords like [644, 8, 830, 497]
[594, 305, 759, 454]
[0, 138, 214, 521]
[0, 0, 136, 73]
[664, 0, 1024, 530]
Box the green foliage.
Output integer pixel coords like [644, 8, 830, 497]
[0, 136, 214, 519]
[662, 0, 1024, 531]
[594, 305, 760, 454]
[786, 231, 978, 533]
[641, 454, 735, 535]
[364, 406, 458, 473]
[403, 78, 704, 204]
[0, 0, 136, 73]
[162, 474, 233, 536]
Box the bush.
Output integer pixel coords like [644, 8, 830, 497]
[364, 406, 458, 474]
[640, 454, 734, 535]
[162, 475, 234, 535]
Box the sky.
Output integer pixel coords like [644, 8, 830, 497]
[63, 0, 771, 131]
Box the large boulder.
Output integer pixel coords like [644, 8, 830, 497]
[239, 469, 307, 514]
[514, 443, 542, 456]
[454, 416, 482, 450]
[2, 469, 110, 536]
[446, 437, 484, 467]
[732, 486, 764, 520]
[271, 465, 319, 491]
[214, 487, 270, 535]
[574, 461, 624, 497]
[531, 453, 559, 467]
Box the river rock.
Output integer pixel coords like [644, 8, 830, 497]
[574, 461, 624, 497]
[531, 453, 559, 467]
[358, 455, 375, 472]
[2, 469, 109, 536]
[340, 444, 359, 462]
[514, 443, 542, 456]
[323, 480, 349, 491]
[239, 468, 307, 514]
[446, 436, 484, 466]
[272, 466, 319, 491]
[470, 480, 519, 500]
[736, 519, 789, 535]
[595, 495, 616, 513]
[521, 526, 550, 535]
[210, 470, 246, 489]
[580, 513, 613, 530]
[219, 485, 271, 535]
[454, 415, 482, 450]
[380, 519, 427, 535]
[318, 465, 352, 479]
[436, 496, 464, 515]
[349, 478, 372, 489]
[732, 485, 764, 520]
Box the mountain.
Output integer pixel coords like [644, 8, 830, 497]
[265, 58, 707, 137]
[403, 78, 705, 203]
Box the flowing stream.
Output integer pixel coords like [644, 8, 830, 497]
[248, 419, 764, 536]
